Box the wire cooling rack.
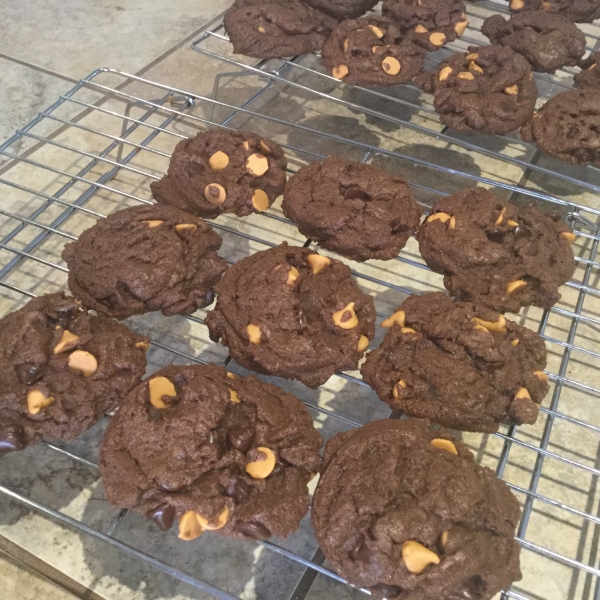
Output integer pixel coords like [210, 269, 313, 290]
[0, 2, 600, 598]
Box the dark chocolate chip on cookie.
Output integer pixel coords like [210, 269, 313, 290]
[312, 419, 522, 600]
[282, 157, 421, 261]
[205, 243, 376, 388]
[361, 292, 549, 432]
[575, 52, 600, 89]
[521, 88, 600, 167]
[304, 0, 379, 19]
[62, 204, 227, 319]
[0, 293, 148, 454]
[416, 187, 576, 313]
[223, 0, 338, 59]
[100, 363, 322, 540]
[509, 0, 600, 23]
[416, 44, 538, 135]
[321, 16, 425, 86]
[151, 129, 288, 219]
[482, 11, 586, 73]
[382, 0, 469, 52]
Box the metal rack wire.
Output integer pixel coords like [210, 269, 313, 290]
[0, 2, 600, 599]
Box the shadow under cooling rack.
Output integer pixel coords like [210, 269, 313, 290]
[0, 19, 600, 596]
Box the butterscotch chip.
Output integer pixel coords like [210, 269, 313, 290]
[562, 232, 577, 243]
[454, 19, 468, 35]
[151, 129, 287, 219]
[204, 183, 227, 206]
[416, 188, 575, 312]
[286, 266, 300, 287]
[427, 212, 451, 223]
[0, 293, 148, 454]
[357, 335, 369, 352]
[251, 189, 270, 212]
[68, 350, 98, 377]
[505, 84, 519, 95]
[439, 66, 453, 81]
[149, 376, 176, 409]
[142, 220, 163, 228]
[136, 341, 150, 352]
[382, 56, 401, 75]
[174, 223, 198, 236]
[469, 61, 483, 74]
[370, 25, 385, 38]
[257, 26, 266, 33]
[312, 419, 522, 599]
[414, 24, 428, 33]
[53, 329, 79, 354]
[429, 31, 446, 46]
[27, 390, 55, 415]
[246, 153, 269, 177]
[510, 0, 524, 8]
[208, 150, 229, 170]
[457, 71, 474, 80]
[99, 363, 322, 540]
[332, 64, 349, 79]
[247, 324, 262, 344]
[205, 245, 376, 388]
[362, 292, 550, 432]
[430, 438, 458, 454]
[381, 310, 405, 329]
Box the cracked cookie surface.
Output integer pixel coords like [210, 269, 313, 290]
[100, 363, 322, 540]
[361, 292, 549, 432]
[509, 0, 600, 23]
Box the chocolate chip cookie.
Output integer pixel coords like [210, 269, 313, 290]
[282, 158, 421, 261]
[0, 293, 149, 454]
[151, 129, 288, 219]
[312, 419, 522, 600]
[416, 44, 538, 135]
[100, 363, 322, 540]
[521, 89, 600, 167]
[205, 243, 376, 388]
[509, 0, 600, 23]
[304, 0, 378, 19]
[382, 0, 469, 52]
[481, 11, 586, 73]
[575, 52, 600, 88]
[62, 204, 227, 320]
[416, 188, 576, 313]
[361, 292, 549, 432]
[321, 16, 425, 86]
[223, 0, 338, 59]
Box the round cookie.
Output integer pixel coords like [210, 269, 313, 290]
[481, 11, 586, 73]
[575, 52, 600, 89]
[304, 0, 378, 19]
[521, 89, 600, 167]
[62, 204, 227, 320]
[382, 0, 469, 52]
[223, 0, 338, 59]
[416, 188, 576, 313]
[151, 129, 288, 219]
[361, 292, 549, 432]
[312, 419, 522, 600]
[0, 293, 149, 454]
[99, 363, 323, 540]
[321, 16, 425, 86]
[509, 0, 600, 23]
[416, 44, 538, 135]
[205, 243, 376, 388]
[282, 158, 421, 261]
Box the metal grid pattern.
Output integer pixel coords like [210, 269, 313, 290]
[0, 2, 599, 598]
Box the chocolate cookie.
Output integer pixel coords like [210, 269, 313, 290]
[205, 243, 376, 388]
[416, 188, 576, 313]
[416, 44, 538, 135]
[151, 129, 288, 219]
[99, 363, 322, 540]
[509, 0, 600, 23]
[382, 0, 469, 52]
[521, 89, 600, 167]
[481, 11, 586, 73]
[321, 16, 425, 86]
[575, 52, 600, 88]
[304, 0, 378, 19]
[361, 292, 549, 432]
[282, 158, 421, 261]
[62, 204, 227, 320]
[312, 419, 522, 600]
[223, 0, 338, 59]
[0, 293, 149, 454]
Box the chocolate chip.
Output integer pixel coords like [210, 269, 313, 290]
[14, 362, 43, 386]
[370, 583, 402, 599]
[147, 504, 175, 531]
[350, 533, 371, 562]
[228, 423, 255, 453]
[225, 477, 253, 504]
[0, 424, 26, 454]
[235, 521, 271, 540]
